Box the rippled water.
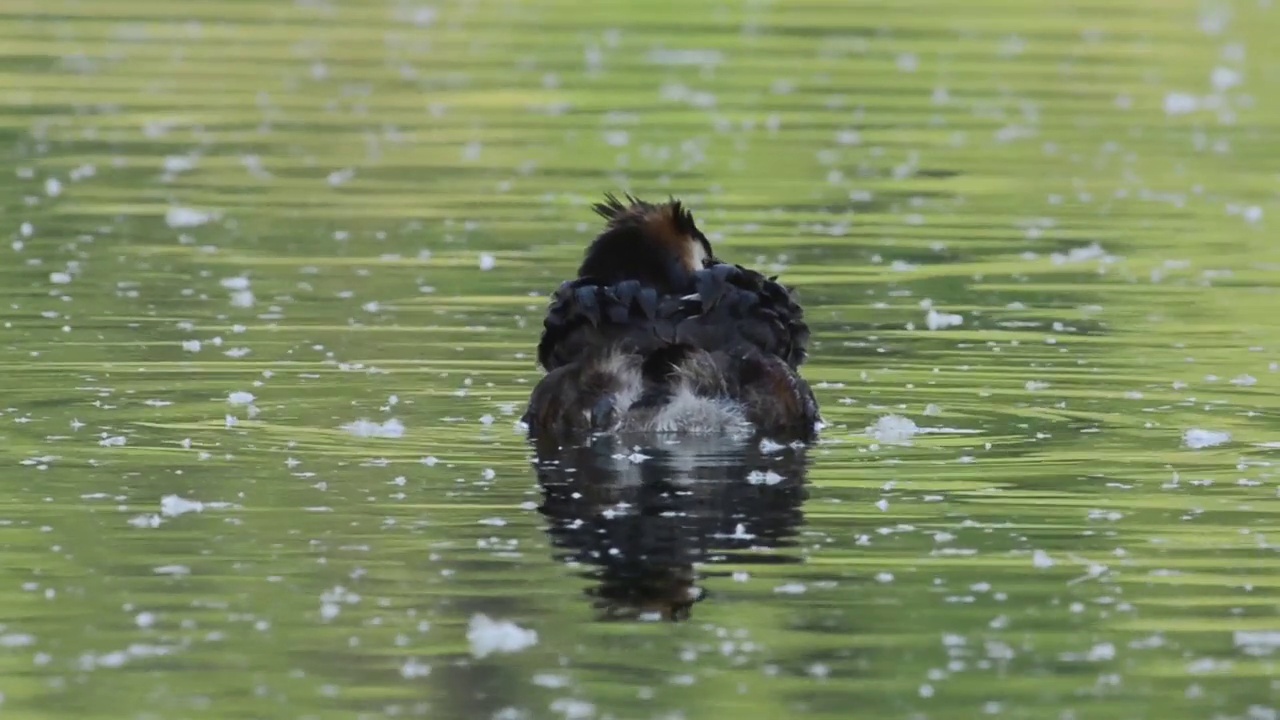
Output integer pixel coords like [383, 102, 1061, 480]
[2, 0, 1278, 717]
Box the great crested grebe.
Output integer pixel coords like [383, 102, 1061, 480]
[521, 194, 820, 443]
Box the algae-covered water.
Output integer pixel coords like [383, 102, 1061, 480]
[2, 0, 1278, 718]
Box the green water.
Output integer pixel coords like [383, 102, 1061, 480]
[2, 0, 1278, 717]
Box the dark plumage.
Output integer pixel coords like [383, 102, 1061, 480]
[580, 193, 715, 293]
[522, 194, 820, 444]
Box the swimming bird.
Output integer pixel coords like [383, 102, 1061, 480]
[521, 194, 820, 443]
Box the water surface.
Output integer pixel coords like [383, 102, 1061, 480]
[2, 0, 1279, 718]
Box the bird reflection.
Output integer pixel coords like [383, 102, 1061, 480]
[533, 433, 810, 622]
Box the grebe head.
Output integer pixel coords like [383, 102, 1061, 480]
[577, 193, 716, 292]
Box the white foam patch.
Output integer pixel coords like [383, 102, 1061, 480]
[1235, 630, 1280, 655]
[747, 470, 785, 485]
[342, 418, 405, 439]
[867, 414, 919, 444]
[925, 309, 964, 330]
[917, 426, 981, 435]
[467, 614, 538, 658]
[400, 659, 431, 678]
[1051, 242, 1113, 265]
[759, 438, 786, 453]
[1183, 428, 1230, 449]
[166, 206, 217, 228]
[160, 495, 203, 517]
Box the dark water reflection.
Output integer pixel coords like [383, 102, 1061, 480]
[534, 435, 809, 622]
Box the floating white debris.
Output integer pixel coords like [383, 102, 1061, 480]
[160, 495, 204, 517]
[531, 672, 571, 689]
[50, 271, 72, 285]
[99, 434, 127, 447]
[181, 339, 202, 352]
[836, 129, 863, 146]
[399, 658, 431, 679]
[227, 391, 255, 405]
[163, 155, 199, 173]
[342, 418, 405, 439]
[478, 517, 507, 527]
[1, 632, 35, 648]
[327, 168, 356, 187]
[467, 614, 538, 658]
[1085, 642, 1116, 661]
[478, 253, 496, 271]
[229, 290, 255, 308]
[774, 583, 807, 595]
[1230, 374, 1257, 387]
[1183, 428, 1230, 449]
[1210, 67, 1241, 92]
[550, 699, 596, 719]
[1234, 630, 1280, 654]
[1032, 549, 1055, 568]
[165, 206, 216, 228]
[646, 48, 724, 66]
[758, 438, 786, 453]
[747, 470, 784, 485]
[318, 585, 360, 622]
[1025, 380, 1051, 391]
[128, 514, 162, 529]
[1050, 242, 1111, 265]
[867, 415, 919, 444]
[610, 449, 650, 464]
[1163, 92, 1200, 116]
[925, 309, 963, 330]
